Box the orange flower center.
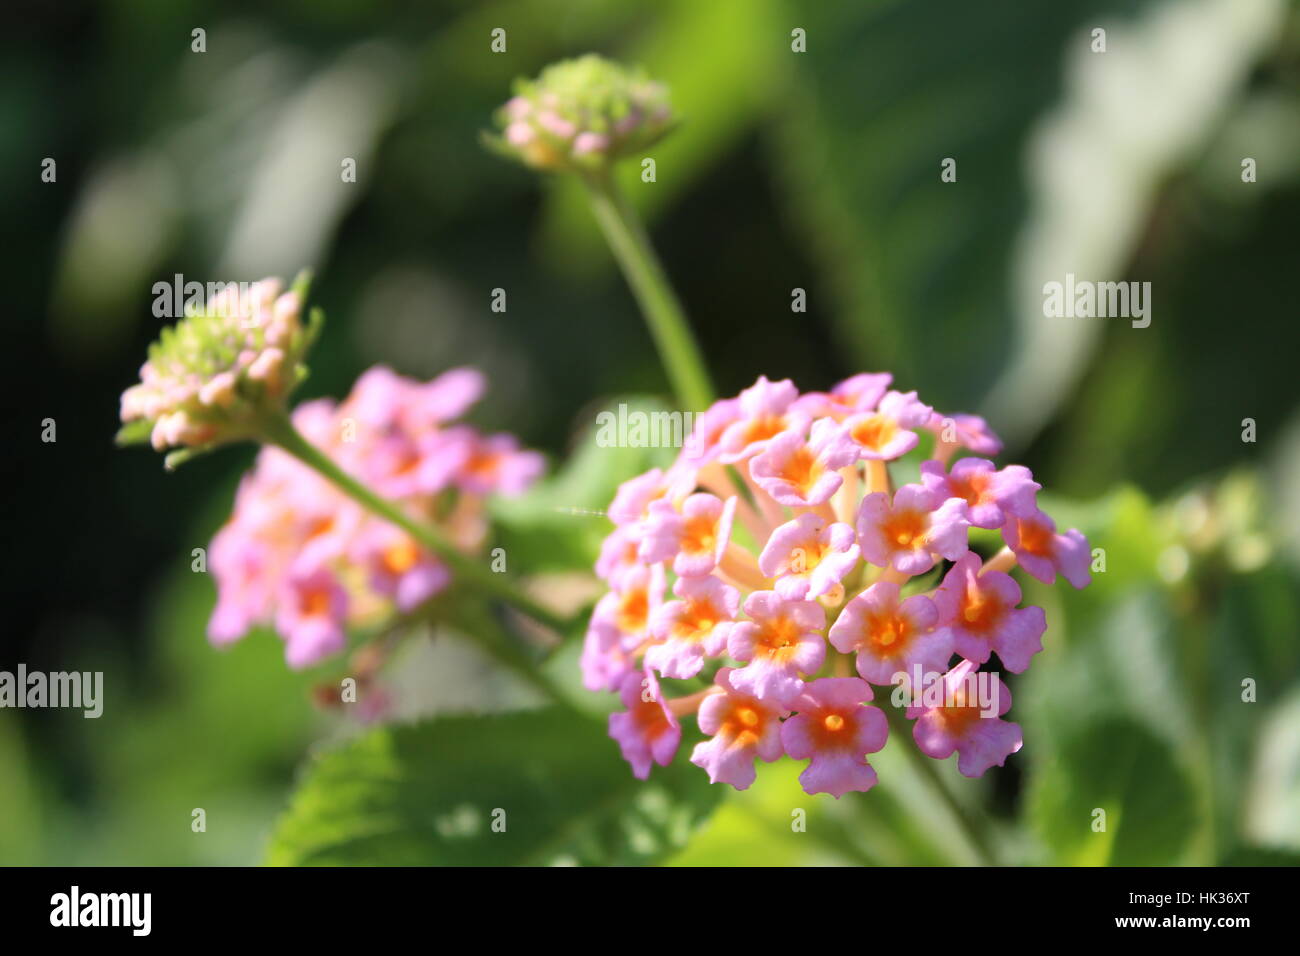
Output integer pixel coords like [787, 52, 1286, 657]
[393, 449, 421, 477]
[382, 539, 421, 575]
[634, 698, 674, 739]
[616, 588, 649, 633]
[959, 585, 1003, 634]
[787, 539, 825, 576]
[743, 415, 786, 446]
[466, 451, 501, 481]
[781, 446, 821, 492]
[807, 709, 858, 750]
[1016, 518, 1053, 556]
[726, 704, 765, 747]
[306, 516, 335, 540]
[302, 589, 332, 617]
[672, 599, 718, 643]
[867, 611, 911, 655]
[851, 414, 897, 450]
[939, 689, 984, 734]
[882, 510, 927, 548]
[950, 471, 991, 508]
[753, 615, 803, 661]
[681, 513, 717, 556]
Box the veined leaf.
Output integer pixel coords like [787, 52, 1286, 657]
[267, 707, 722, 866]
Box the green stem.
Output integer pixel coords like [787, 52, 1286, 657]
[581, 174, 715, 412]
[885, 705, 1000, 866]
[261, 411, 571, 635]
[445, 599, 576, 708]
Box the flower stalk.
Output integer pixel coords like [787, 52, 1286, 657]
[884, 702, 999, 866]
[581, 173, 715, 413]
[487, 53, 714, 413]
[260, 411, 571, 635]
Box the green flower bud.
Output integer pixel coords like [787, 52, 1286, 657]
[117, 271, 322, 468]
[487, 54, 677, 176]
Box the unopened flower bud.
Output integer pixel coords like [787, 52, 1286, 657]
[117, 272, 322, 467]
[487, 54, 677, 176]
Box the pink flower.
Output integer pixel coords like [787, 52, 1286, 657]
[646, 575, 739, 679]
[607, 466, 695, 529]
[608, 670, 681, 779]
[417, 367, 487, 424]
[341, 366, 485, 438]
[342, 365, 417, 432]
[638, 493, 737, 577]
[716, 376, 810, 463]
[918, 458, 1040, 530]
[118, 276, 312, 456]
[690, 668, 785, 790]
[925, 412, 1003, 457]
[581, 370, 1090, 793]
[573, 131, 611, 156]
[580, 617, 636, 692]
[908, 660, 1022, 778]
[363, 429, 471, 500]
[589, 563, 665, 653]
[276, 567, 349, 669]
[933, 553, 1046, 672]
[291, 496, 364, 574]
[594, 525, 643, 588]
[828, 582, 953, 685]
[750, 419, 858, 507]
[1002, 509, 1091, 588]
[682, 397, 741, 463]
[207, 526, 274, 645]
[793, 372, 893, 421]
[727, 591, 826, 707]
[758, 513, 860, 600]
[781, 678, 889, 797]
[454, 431, 544, 497]
[843, 390, 932, 460]
[350, 521, 450, 613]
[857, 484, 971, 575]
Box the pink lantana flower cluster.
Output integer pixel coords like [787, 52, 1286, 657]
[118, 276, 319, 464]
[587, 374, 1091, 797]
[208, 366, 543, 669]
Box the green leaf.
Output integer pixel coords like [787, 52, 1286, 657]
[114, 417, 153, 446]
[1027, 715, 1197, 865]
[1219, 845, 1300, 866]
[490, 394, 677, 575]
[776, 0, 1281, 446]
[1241, 685, 1300, 856]
[267, 707, 723, 866]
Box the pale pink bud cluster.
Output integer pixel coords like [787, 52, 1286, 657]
[119, 277, 318, 461]
[592, 373, 1091, 796]
[490, 55, 675, 175]
[208, 366, 543, 671]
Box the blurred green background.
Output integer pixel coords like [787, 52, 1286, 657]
[4, 0, 1300, 865]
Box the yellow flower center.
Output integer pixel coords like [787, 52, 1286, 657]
[382, 540, 421, 575]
